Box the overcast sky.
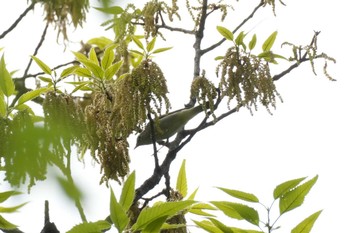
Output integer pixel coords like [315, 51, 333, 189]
[0, 0, 349, 232]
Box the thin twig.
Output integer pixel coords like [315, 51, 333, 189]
[0, 1, 36, 39]
[201, 1, 264, 55]
[23, 22, 50, 77]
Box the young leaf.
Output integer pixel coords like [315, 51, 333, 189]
[132, 200, 195, 231]
[87, 36, 114, 50]
[211, 201, 260, 226]
[147, 37, 156, 52]
[60, 66, 79, 79]
[72, 51, 89, 62]
[143, 216, 168, 233]
[73, 67, 92, 78]
[31, 56, 52, 75]
[0, 191, 21, 203]
[0, 55, 16, 97]
[0, 215, 17, 229]
[216, 187, 259, 203]
[176, 160, 188, 197]
[193, 220, 221, 233]
[235, 31, 246, 47]
[105, 60, 123, 80]
[152, 47, 173, 54]
[279, 175, 318, 214]
[38, 76, 53, 84]
[66, 220, 111, 233]
[119, 171, 135, 211]
[0, 202, 27, 213]
[0, 94, 6, 117]
[274, 177, 306, 199]
[88, 47, 99, 65]
[262, 31, 278, 52]
[291, 210, 322, 233]
[210, 201, 242, 220]
[110, 189, 129, 232]
[16, 87, 48, 107]
[249, 34, 257, 50]
[93, 6, 124, 15]
[101, 45, 116, 70]
[208, 217, 234, 233]
[131, 36, 145, 51]
[187, 187, 199, 200]
[216, 26, 234, 41]
[80, 59, 104, 79]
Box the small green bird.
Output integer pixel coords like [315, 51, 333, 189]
[135, 104, 205, 148]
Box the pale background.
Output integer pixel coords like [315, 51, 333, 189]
[0, 0, 348, 232]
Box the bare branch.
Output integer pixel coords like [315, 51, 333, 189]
[201, 1, 264, 55]
[0, 1, 36, 39]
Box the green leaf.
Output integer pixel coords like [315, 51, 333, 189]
[119, 171, 135, 211]
[143, 216, 168, 233]
[105, 60, 123, 80]
[193, 220, 222, 233]
[79, 59, 104, 79]
[101, 45, 117, 70]
[211, 201, 259, 226]
[94, 6, 123, 15]
[60, 66, 79, 79]
[216, 187, 259, 203]
[189, 208, 215, 217]
[214, 56, 224, 61]
[262, 31, 278, 52]
[38, 76, 53, 84]
[72, 51, 89, 62]
[131, 36, 145, 51]
[216, 26, 233, 41]
[67, 220, 111, 233]
[187, 187, 199, 200]
[147, 37, 156, 52]
[279, 175, 318, 214]
[152, 47, 173, 54]
[291, 210, 322, 233]
[176, 160, 188, 197]
[74, 67, 92, 78]
[31, 56, 52, 75]
[129, 49, 144, 56]
[0, 202, 27, 213]
[235, 31, 246, 48]
[132, 200, 195, 231]
[0, 55, 16, 97]
[0, 191, 22, 203]
[249, 34, 257, 50]
[110, 189, 129, 232]
[56, 176, 83, 202]
[208, 218, 234, 233]
[210, 201, 242, 220]
[0, 94, 6, 117]
[88, 47, 99, 65]
[87, 37, 114, 50]
[16, 87, 48, 107]
[14, 103, 32, 112]
[274, 177, 306, 199]
[0, 215, 17, 229]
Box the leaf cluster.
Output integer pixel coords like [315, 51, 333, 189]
[38, 0, 90, 40]
[193, 175, 320, 233]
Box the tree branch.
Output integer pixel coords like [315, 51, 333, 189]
[0, 1, 36, 39]
[201, 1, 264, 55]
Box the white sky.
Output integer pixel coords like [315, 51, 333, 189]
[0, 0, 349, 232]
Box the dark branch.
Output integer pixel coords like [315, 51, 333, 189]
[0, 1, 36, 39]
[23, 22, 50, 77]
[201, 1, 264, 55]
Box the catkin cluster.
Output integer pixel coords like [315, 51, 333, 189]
[217, 47, 281, 114]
